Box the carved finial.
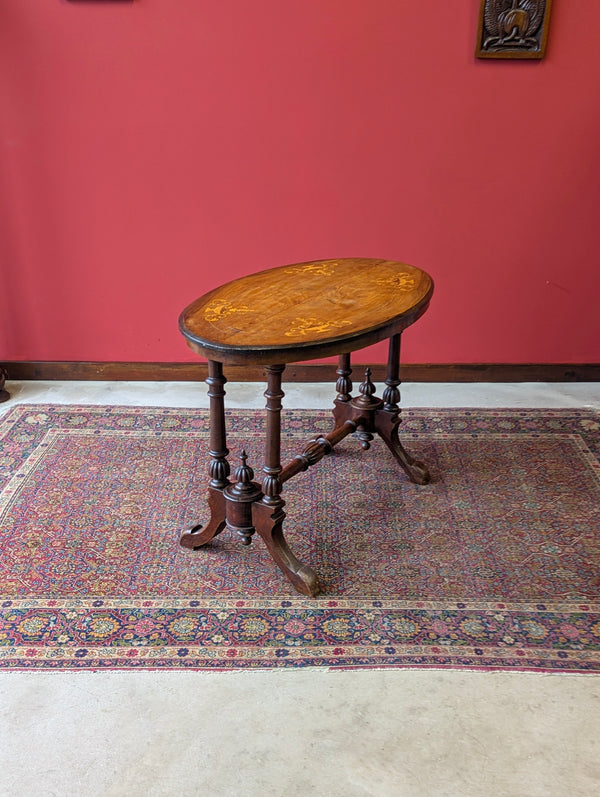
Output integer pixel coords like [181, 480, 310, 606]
[353, 367, 379, 411]
[356, 427, 373, 450]
[233, 450, 254, 488]
[224, 451, 262, 545]
[359, 367, 376, 399]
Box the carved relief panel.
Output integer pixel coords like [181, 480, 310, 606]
[476, 0, 553, 59]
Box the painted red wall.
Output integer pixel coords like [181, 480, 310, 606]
[1, 0, 599, 365]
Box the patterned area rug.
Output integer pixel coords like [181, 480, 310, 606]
[1, 404, 599, 671]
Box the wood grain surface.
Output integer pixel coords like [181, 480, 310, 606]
[179, 258, 433, 364]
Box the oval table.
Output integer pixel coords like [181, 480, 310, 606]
[179, 257, 434, 597]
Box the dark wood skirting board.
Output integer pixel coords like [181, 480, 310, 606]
[1, 361, 599, 383]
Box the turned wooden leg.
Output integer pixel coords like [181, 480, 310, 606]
[206, 360, 231, 490]
[375, 334, 431, 485]
[335, 353, 353, 403]
[180, 360, 230, 548]
[382, 334, 401, 412]
[333, 353, 358, 432]
[260, 364, 285, 506]
[254, 364, 321, 597]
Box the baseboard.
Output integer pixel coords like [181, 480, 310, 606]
[1, 361, 599, 382]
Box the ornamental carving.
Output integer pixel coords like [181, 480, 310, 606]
[476, 0, 553, 60]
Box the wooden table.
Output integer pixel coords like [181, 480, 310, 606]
[179, 258, 434, 597]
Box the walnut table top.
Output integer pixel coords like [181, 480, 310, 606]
[179, 258, 433, 365]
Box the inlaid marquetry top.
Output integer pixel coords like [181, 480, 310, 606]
[180, 258, 433, 365]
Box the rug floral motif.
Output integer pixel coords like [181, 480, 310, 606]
[0, 404, 599, 671]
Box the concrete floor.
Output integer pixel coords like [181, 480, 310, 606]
[1, 380, 599, 797]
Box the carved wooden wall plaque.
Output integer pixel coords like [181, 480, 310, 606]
[476, 0, 553, 59]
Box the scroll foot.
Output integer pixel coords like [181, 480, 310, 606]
[392, 440, 431, 485]
[180, 487, 227, 549]
[377, 416, 431, 485]
[253, 500, 321, 597]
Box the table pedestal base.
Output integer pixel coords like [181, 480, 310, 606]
[180, 342, 429, 597]
[180, 484, 322, 597]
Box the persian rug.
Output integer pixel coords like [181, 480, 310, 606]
[0, 403, 599, 672]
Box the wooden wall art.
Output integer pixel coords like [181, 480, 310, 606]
[475, 0, 553, 59]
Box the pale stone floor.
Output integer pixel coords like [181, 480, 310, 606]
[1, 380, 600, 797]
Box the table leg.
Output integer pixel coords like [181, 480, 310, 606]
[206, 360, 231, 490]
[180, 360, 228, 549]
[335, 353, 353, 403]
[375, 334, 431, 485]
[253, 365, 321, 597]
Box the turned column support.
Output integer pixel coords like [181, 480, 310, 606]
[261, 364, 285, 505]
[253, 363, 321, 597]
[335, 353, 353, 402]
[206, 360, 230, 489]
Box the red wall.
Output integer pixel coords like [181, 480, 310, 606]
[1, 0, 599, 365]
